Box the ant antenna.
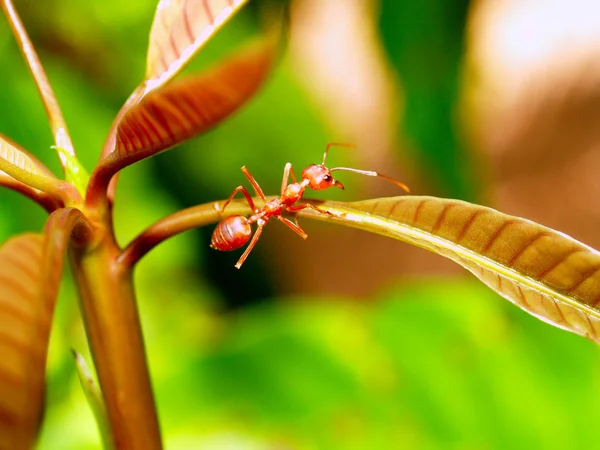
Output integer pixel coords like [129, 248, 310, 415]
[321, 142, 410, 192]
[330, 167, 411, 193]
[321, 142, 356, 165]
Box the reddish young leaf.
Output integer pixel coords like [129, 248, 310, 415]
[0, 208, 87, 449]
[145, 0, 249, 90]
[88, 37, 275, 204]
[117, 39, 273, 163]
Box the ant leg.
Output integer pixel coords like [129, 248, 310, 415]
[235, 224, 265, 269]
[221, 186, 257, 213]
[287, 203, 336, 217]
[280, 163, 298, 196]
[276, 216, 308, 240]
[241, 166, 267, 202]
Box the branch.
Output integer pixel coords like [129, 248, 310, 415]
[118, 198, 258, 268]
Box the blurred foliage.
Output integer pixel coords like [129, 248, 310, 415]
[1, 0, 599, 449]
[379, 0, 477, 200]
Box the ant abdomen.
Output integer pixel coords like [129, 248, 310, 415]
[210, 215, 252, 251]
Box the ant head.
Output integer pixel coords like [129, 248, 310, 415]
[302, 164, 345, 191]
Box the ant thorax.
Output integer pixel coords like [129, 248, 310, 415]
[253, 198, 285, 222]
[282, 181, 306, 206]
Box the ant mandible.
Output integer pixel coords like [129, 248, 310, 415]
[211, 142, 410, 269]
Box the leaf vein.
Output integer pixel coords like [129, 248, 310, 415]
[411, 198, 427, 227]
[456, 209, 485, 242]
[536, 248, 584, 281]
[481, 219, 518, 253]
[507, 231, 553, 267]
[431, 203, 454, 234]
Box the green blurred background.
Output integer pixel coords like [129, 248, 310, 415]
[1, 0, 600, 448]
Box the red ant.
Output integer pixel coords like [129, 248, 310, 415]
[211, 143, 410, 268]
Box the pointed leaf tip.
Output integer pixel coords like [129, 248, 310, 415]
[73, 350, 113, 449]
[146, 0, 250, 90]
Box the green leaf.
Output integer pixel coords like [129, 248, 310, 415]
[296, 196, 600, 343]
[0, 208, 86, 449]
[72, 350, 113, 450]
[0, 136, 55, 188]
[0, 135, 79, 205]
[378, 0, 474, 199]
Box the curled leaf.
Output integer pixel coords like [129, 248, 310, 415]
[296, 196, 600, 343]
[0, 136, 53, 182]
[0, 208, 87, 449]
[89, 37, 275, 198]
[117, 38, 273, 162]
[0, 134, 55, 178]
[0, 136, 77, 204]
[146, 0, 250, 90]
[0, 234, 44, 450]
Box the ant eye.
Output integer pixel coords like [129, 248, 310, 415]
[324, 175, 332, 182]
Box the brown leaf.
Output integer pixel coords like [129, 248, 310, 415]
[464, 0, 600, 254]
[297, 196, 600, 343]
[95, 37, 275, 178]
[145, 0, 250, 89]
[0, 208, 85, 449]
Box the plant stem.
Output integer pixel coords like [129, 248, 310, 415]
[70, 234, 161, 449]
[118, 199, 255, 268]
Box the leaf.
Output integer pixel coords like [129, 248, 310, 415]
[0, 208, 86, 449]
[0, 135, 75, 203]
[296, 196, 600, 343]
[0, 135, 62, 212]
[0, 234, 44, 450]
[96, 0, 254, 165]
[87, 0, 262, 209]
[72, 350, 113, 450]
[145, 0, 250, 91]
[91, 36, 275, 186]
[0, 172, 61, 213]
[0, 136, 52, 180]
[0, 134, 55, 178]
[378, 0, 474, 199]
